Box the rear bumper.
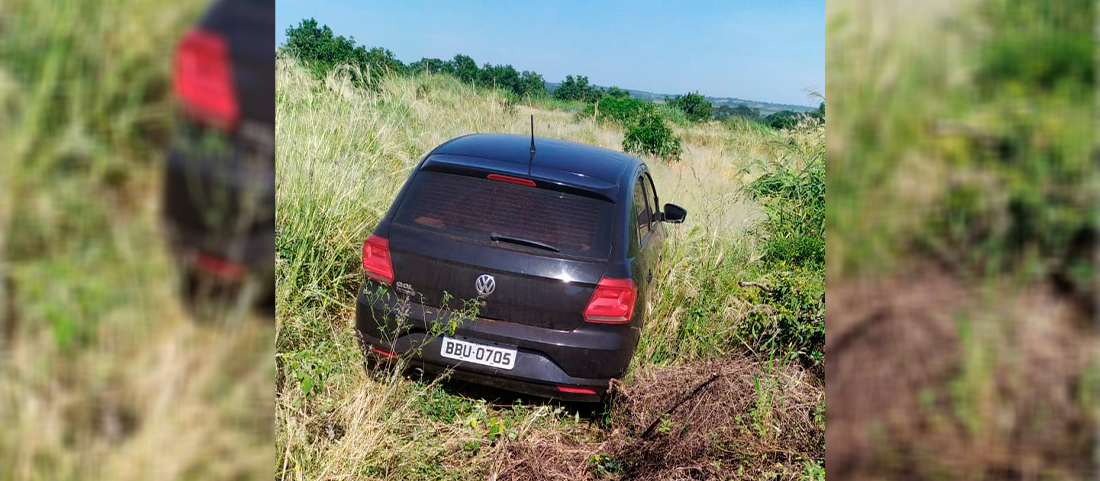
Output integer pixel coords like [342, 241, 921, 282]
[355, 279, 640, 402]
[161, 125, 274, 279]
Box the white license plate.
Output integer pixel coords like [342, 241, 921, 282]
[440, 336, 517, 370]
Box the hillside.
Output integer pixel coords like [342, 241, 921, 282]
[546, 81, 815, 114]
[276, 57, 824, 480]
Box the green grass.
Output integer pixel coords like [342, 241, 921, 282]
[826, 1, 1097, 479]
[0, 1, 272, 480]
[827, 0, 1094, 281]
[276, 56, 824, 480]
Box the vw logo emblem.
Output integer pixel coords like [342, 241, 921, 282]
[475, 274, 496, 297]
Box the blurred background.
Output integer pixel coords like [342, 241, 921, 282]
[827, 0, 1097, 479]
[0, 0, 273, 480]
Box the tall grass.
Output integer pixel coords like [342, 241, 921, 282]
[1, 1, 271, 480]
[277, 56, 824, 479]
[826, 1, 1097, 479]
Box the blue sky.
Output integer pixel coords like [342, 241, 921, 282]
[275, 1, 823, 106]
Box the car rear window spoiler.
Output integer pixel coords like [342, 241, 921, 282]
[421, 154, 619, 203]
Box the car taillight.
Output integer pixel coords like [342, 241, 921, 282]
[583, 277, 637, 323]
[371, 347, 397, 358]
[486, 173, 536, 187]
[362, 234, 394, 285]
[193, 252, 245, 281]
[174, 29, 238, 131]
[557, 385, 597, 395]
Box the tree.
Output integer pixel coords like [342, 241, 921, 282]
[519, 71, 547, 98]
[409, 57, 446, 75]
[281, 20, 554, 99]
[478, 63, 522, 94]
[364, 47, 406, 76]
[587, 88, 606, 104]
[668, 91, 712, 122]
[606, 86, 630, 99]
[553, 75, 583, 101]
[712, 104, 759, 120]
[766, 110, 803, 130]
[553, 75, 601, 102]
[283, 18, 404, 84]
[283, 19, 356, 75]
[447, 54, 479, 83]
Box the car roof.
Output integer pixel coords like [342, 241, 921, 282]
[427, 134, 640, 189]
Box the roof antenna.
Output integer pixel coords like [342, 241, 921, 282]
[528, 114, 536, 175]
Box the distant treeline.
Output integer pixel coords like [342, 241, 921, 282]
[280, 19, 548, 98]
[714, 102, 824, 129]
[279, 18, 823, 159]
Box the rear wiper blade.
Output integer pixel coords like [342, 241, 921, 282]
[490, 232, 560, 253]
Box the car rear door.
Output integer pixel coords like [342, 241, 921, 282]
[631, 172, 659, 321]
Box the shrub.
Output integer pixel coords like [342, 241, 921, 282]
[579, 95, 655, 125]
[739, 268, 824, 366]
[746, 157, 825, 267]
[714, 104, 760, 120]
[667, 91, 712, 122]
[765, 110, 803, 130]
[622, 113, 682, 161]
[655, 103, 691, 127]
[605, 86, 630, 98]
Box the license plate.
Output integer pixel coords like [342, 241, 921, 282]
[440, 336, 516, 370]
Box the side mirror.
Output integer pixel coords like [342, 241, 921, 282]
[661, 203, 687, 223]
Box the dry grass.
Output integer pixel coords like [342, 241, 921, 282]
[490, 356, 823, 481]
[0, 0, 272, 480]
[277, 56, 825, 480]
[827, 1, 1097, 477]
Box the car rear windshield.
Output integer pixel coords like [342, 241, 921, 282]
[393, 171, 615, 259]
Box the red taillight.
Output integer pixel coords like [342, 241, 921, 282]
[362, 234, 394, 285]
[487, 174, 536, 187]
[193, 252, 245, 281]
[557, 386, 597, 395]
[371, 347, 397, 358]
[174, 29, 238, 131]
[583, 278, 637, 323]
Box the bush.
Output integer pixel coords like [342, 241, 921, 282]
[746, 158, 825, 267]
[667, 91, 712, 122]
[655, 103, 691, 127]
[622, 114, 682, 161]
[740, 268, 824, 366]
[578, 95, 655, 125]
[764, 236, 825, 267]
[714, 104, 760, 120]
[974, 0, 1093, 94]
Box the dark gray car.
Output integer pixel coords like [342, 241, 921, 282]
[356, 133, 686, 402]
[161, 0, 275, 313]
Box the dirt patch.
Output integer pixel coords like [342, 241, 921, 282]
[491, 356, 824, 480]
[827, 268, 1097, 480]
